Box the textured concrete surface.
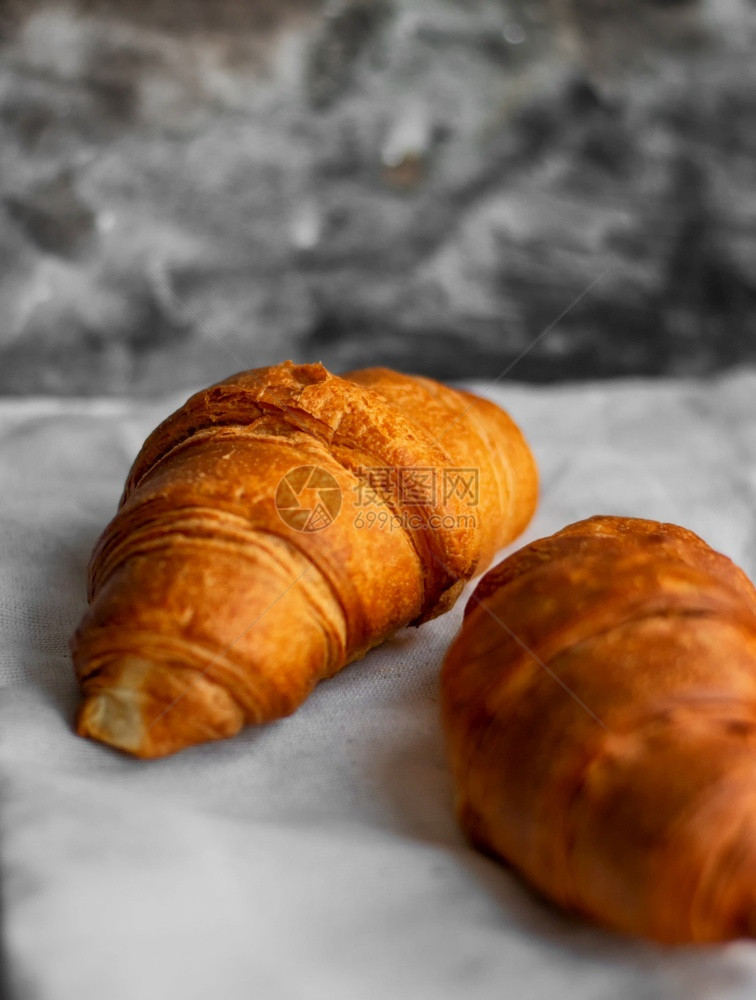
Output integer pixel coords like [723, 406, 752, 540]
[0, 0, 755, 393]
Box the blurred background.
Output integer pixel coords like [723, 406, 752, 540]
[0, 0, 754, 395]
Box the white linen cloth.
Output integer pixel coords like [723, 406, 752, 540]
[1, 371, 756, 1000]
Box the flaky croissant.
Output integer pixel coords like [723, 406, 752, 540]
[72, 361, 537, 758]
[441, 515, 756, 943]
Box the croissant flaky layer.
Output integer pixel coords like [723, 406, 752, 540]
[441, 515, 756, 944]
[72, 361, 538, 758]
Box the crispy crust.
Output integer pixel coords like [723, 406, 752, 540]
[442, 515, 756, 943]
[72, 361, 538, 758]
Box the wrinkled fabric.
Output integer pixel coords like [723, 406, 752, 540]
[1, 373, 756, 1000]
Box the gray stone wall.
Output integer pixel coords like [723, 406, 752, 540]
[0, 0, 755, 393]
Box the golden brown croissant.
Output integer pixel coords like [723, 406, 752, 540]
[72, 361, 537, 758]
[441, 515, 756, 943]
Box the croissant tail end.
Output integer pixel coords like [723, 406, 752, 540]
[75, 654, 248, 758]
[77, 689, 145, 756]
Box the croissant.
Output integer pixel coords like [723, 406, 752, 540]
[72, 361, 537, 758]
[441, 515, 756, 944]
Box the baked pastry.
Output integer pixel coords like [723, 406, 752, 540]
[442, 515, 756, 943]
[72, 361, 537, 758]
